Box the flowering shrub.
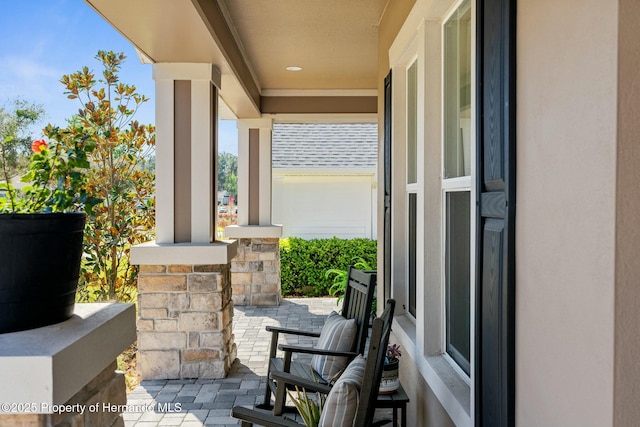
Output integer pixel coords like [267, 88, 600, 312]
[31, 139, 46, 153]
[1, 51, 155, 303]
[0, 130, 100, 214]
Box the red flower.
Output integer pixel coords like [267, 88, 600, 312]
[31, 139, 48, 153]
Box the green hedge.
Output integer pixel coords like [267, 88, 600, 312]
[280, 237, 377, 297]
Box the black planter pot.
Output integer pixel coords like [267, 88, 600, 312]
[0, 213, 86, 334]
[379, 358, 400, 394]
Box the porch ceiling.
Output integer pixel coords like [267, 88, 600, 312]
[85, 0, 386, 119]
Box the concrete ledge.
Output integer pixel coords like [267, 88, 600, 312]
[131, 240, 238, 265]
[225, 225, 283, 239]
[0, 303, 136, 409]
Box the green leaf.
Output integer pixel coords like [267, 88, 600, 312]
[20, 171, 35, 182]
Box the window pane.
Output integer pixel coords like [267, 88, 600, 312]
[408, 193, 417, 317]
[444, 0, 471, 179]
[407, 61, 418, 184]
[446, 191, 470, 374]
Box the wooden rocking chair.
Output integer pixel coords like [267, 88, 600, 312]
[260, 267, 376, 408]
[232, 299, 396, 427]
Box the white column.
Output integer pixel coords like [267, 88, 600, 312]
[226, 118, 282, 238]
[190, 77, 217, 243]
[131, 64, 236, 265]
[153, 77, 176, 244]
[236, 121, 250, 226]
[227, 118, 282, 307]
[258, 125, 273, 226]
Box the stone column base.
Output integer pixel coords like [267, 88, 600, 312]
[231, 238, 281, 306]
[137, 264, 236, 380]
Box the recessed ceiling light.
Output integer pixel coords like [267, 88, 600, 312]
[286, 66, 302, 71]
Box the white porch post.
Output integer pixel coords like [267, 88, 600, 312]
[226, 118, 283, 306]
[151, 63, 222, 246]
[131, 63, 237, 380]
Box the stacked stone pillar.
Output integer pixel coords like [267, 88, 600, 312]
[231, 238, 281, 306]
[226, 118, 283, 306]
[131, 63, 237, 380]
[137, 264, 235, 379]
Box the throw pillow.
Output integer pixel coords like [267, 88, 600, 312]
[318, 354, 365, 427]
[311, 311, 357, 379]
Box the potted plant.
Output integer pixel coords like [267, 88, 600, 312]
[379, 343, 402, 394]
[0, 129, 99, 334]
[286, 385, 325, 427]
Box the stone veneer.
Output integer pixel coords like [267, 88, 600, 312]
[0, 361, 126, 427]
[231, 238, 281, 306]
[137, 264, 236, 380]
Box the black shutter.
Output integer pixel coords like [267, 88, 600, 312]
[475, 0, 516, 426]
[383, 70, 392, 304]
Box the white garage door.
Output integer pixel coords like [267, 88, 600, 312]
[272, 174, 375, 239]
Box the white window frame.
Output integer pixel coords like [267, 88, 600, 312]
[406, 58, 419, 320]
[440, 0, 475, 382]
[388, 0, 476, 425]
[390, 32, 422, 325]
[440, 187, 473, 383]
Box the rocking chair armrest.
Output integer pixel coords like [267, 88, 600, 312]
[271, 369, 334, 416]
[271, 370, 333, 395]
[265, 325, 322, 338]
[278, 344, 358, 359]
[231, 405, 302, 427]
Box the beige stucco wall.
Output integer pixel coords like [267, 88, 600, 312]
[379, 0, 640, 425]
[517, 0, 618, 425]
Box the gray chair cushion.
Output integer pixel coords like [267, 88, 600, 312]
[311, 311, 357, 379]
[318, 355, 365, 427]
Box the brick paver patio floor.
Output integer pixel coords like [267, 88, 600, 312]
[124, 297, 393, 426]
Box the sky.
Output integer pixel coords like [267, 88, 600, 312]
[0, 0, 238, 154]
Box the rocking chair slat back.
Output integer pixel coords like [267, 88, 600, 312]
[353, 299, 395, 427]
[341, 266, 376, 354]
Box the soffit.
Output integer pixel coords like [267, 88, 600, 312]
[85, 0, 386, 118]
[219, 0, 386, 90]
[86, 0, 226, 67]
[86, 0, 261, 117]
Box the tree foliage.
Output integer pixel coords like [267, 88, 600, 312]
[53, 51, 156, 301]
[218, 151, 237, 198]
[0, 99, 45, 179]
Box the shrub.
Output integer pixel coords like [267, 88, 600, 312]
[326, 257, 375, 303]
[280, 237, 377, 297]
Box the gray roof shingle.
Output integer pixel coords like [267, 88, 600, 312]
[272, 123, 377, 168]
